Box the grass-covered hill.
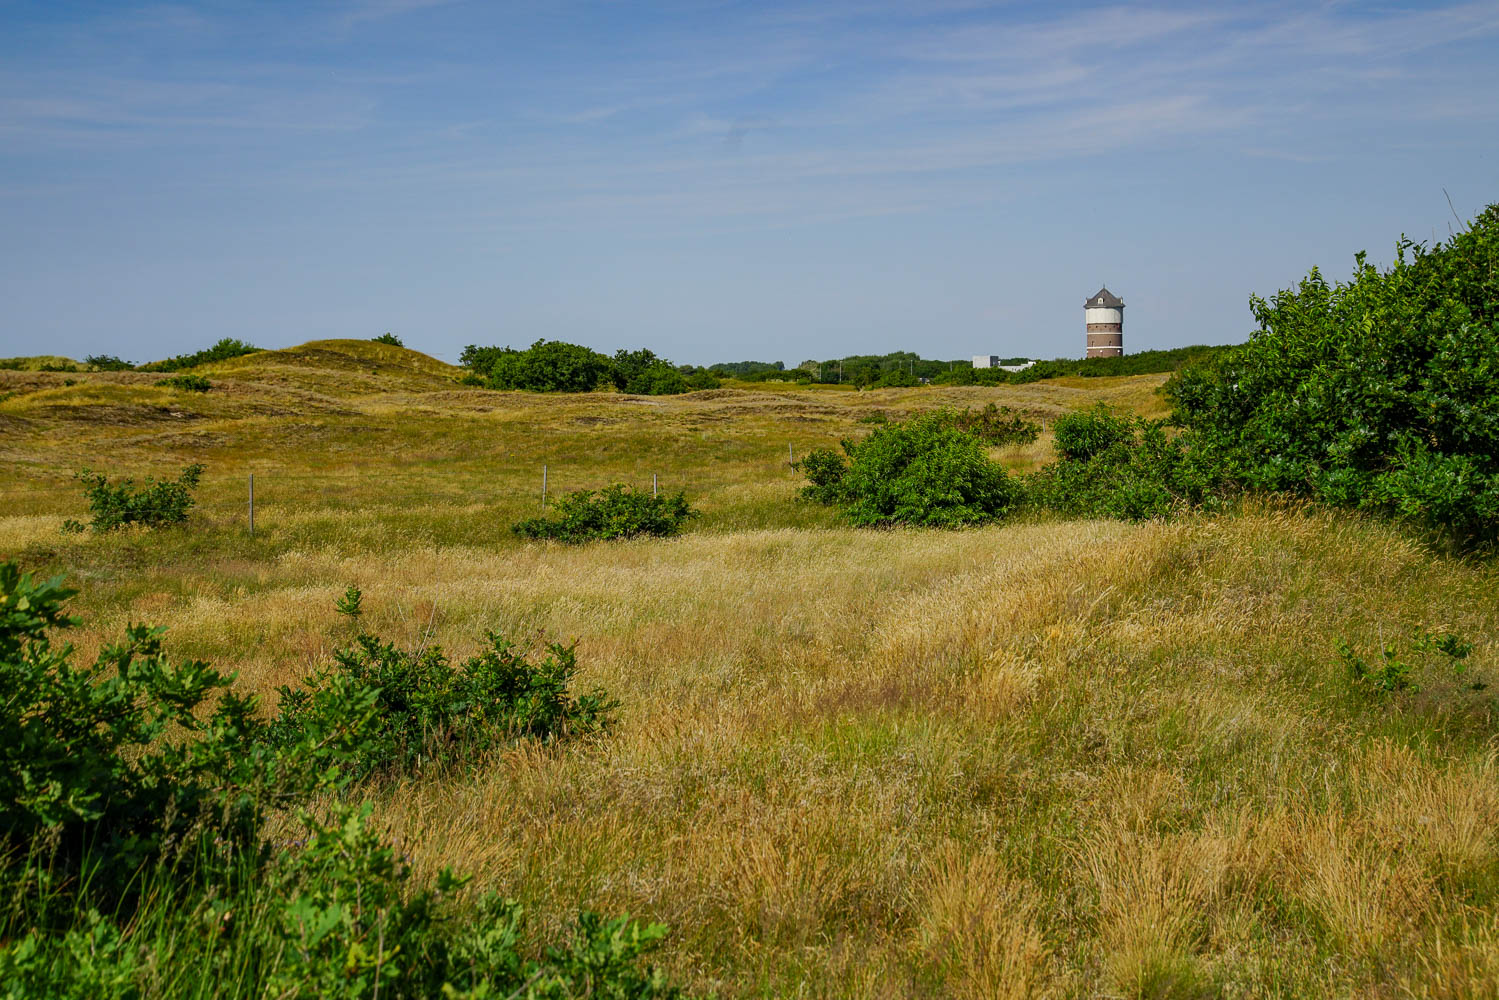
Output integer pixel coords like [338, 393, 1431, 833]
[3, 297, 1498, 995]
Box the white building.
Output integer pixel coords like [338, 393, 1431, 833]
[972, 355, 1036, 372]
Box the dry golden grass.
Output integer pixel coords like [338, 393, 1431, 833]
[3, 340, 1497, 997]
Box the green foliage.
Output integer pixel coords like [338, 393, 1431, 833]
[682, 370, 721, 390]
[266, 630, 615, 779]
[514, 485, 698, 542]
[614, 350, 690, 395]
[1167, 205, 1499, 548]
[707, 360, 783, 376]
[1025, 407, 1211, 521]
[160, 373, 211, 392]
[84, 355, 134, 371]
[0, 562, 682, 998]
[335, 584, 363, 618]
[931, 366, 1011, 386]
[795, 411, 1022, 527]
[462, 340, 614, 392]
[72, 463, 204, 532]
[953, 403, 1040, 446]
[1338, 638, 1416, 694]
[372, 332, 404, 346]
[0, 564, 280, 911]
[1337, 626, 1478, 699]
[872, 368, 919, 388]
[140, 338, 261, 373]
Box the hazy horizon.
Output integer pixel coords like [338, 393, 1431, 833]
[2, 1, 1496, 367]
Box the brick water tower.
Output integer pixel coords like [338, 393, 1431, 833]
[1084, 287, 1124, 358]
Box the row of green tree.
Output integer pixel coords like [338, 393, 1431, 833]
[706, 345, 1227, 387]
[459, 341, 722, 394]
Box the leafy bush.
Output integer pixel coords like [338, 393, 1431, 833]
[140, 337, 261, 372]
[160, 373, 211, 392]
[84, 355, 134, 371]
[1167, 205, 1499, 547]
[267, 630, 615, 779]
[372, 332, 403, 346]
[613, 349, 690, 395]
[514, 484, 698, 542]
[683, 370, 721, 390]
[796, 411, 1022, 527]
[462, 339, 614, 392]
[71, 463, 204, 532]
[953, 403, 1040, 446]
[0, 564, 285, 911]
[0, 562, 684, 998]
[1025, 406, 1211, 521]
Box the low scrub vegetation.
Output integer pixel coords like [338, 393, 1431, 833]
[0, 563, 686, 999]
[160, 373, 211, 392]
[796, 411, 1024, 527]
[139, 337, 261, 373]
[514, 484, 698, 542]
[1025, 406, 1212, 521]
[63, 463, 204, 533]
[268, 628, 615, 779]
[372, 332, 403, 346]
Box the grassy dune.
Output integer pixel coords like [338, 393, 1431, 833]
[2, 342, 1496, 997]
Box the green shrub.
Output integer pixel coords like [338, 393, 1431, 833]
[140, 338, 260, 373]
[1025, 406, 1212, 521]
[796, 411, 1022, 527]
[953, 403, 1040, 447]
[372, 332, 403, 346]
[71, 463, 204, 532]
[683, 370, 721, 390]
[84, 355, 134, 371]
[0, 562, 684, 998]
[160, 373, 211, 392]
[613, 349, 691, 395]
[0, 564, 285, 913]
[461, 340, 614, 393]
[1167, 205, 1499, 548]
[267, 630, 615, 779]
[514, 484, 698, 542]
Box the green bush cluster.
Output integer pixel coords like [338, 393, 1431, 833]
[1168, 205, 1499, 548]
[268, 631, 615, 779]
[160, 373, 211, 392]
[514, 484, 698, 542]
[372, 332, 404, 346]
[65, 463, 204, 533]
[0, 564, 685, 999]
[1025, 407, 1212, 521]
[140, 337, 261, 373]
[795, 411, 1023, 527]
[459, 342, 720, 395]
[460, 340, 615, 393]
[85, 354, 135, 371]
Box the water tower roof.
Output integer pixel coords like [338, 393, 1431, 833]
[1085, 287, 1124, 308]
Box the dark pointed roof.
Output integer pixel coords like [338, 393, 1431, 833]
[1085, 287, 1124, 308]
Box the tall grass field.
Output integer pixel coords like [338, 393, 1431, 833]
[2, 337, 1497, 997]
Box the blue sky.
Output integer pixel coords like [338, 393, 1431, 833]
[1, 1, 1496, 366]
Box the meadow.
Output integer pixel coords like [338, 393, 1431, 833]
[2, 339, 1496, 997]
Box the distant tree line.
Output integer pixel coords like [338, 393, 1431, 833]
[697, 345, 1230, 387]
[458, 340, 721, 394]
